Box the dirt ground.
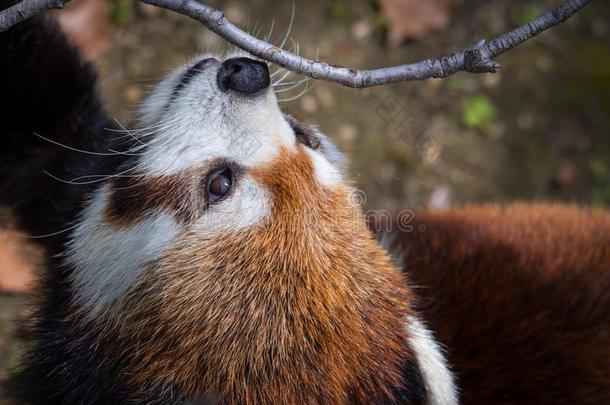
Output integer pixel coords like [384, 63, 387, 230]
[1, 0, 609, 397]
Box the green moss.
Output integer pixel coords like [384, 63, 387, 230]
[111, 0, 134, 26]
[462, 95, 497, 131]
[374, 13, 388, 30]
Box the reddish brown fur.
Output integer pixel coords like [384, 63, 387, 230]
[101, 148, 420, 404]
[380, 204, 610, 404]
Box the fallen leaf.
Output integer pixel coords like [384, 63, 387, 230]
[0, 230, 37, 294]
[377, 0, 460, 46]
[55, 0, 112, 60]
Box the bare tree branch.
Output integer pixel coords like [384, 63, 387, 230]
[140, 0, 595, 87]
[0, 0, 69, 31]
[0, 0, 596, 87]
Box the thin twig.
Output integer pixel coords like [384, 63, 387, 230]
[0, 0, 596, 88]
[0, 0, 69, 31]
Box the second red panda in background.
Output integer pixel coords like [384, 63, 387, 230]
[375, 204, 610, 404]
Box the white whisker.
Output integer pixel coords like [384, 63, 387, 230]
[278, 2, 296, 50]
[273, 68, 292, 87]
[19, 221, 80, 239]
[44, 164, 139, 186]
[270, 68, 285, 78]
[33, 132, 136, 156]
[112, 119, 144, 145]
[274, 78, 309, 93]
[265, 19, 276, 42]
[273, 77, 309, 87]
[278, 80, 313, 102]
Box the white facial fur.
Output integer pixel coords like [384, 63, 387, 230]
[135, 54, 296, 176]
[66, 184, 181, 317]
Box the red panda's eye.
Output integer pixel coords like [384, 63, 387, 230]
[207, 167, 233, 204]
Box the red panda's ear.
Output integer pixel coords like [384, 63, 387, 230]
[284, 114, 347, 171]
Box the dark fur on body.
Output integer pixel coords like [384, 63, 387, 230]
[0, 13, 167, 405]
[0, 11, 119, 253]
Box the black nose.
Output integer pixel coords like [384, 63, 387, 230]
[217, 57, 270, 94]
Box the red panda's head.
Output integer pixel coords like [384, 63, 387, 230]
[64, 55, 456, 404]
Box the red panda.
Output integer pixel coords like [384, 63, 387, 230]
[375, 204, 610, 404]
[0, 12, 608, 405]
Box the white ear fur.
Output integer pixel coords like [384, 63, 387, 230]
[405, 315, 459, 405]
[314, 130, 348, 172]
[303, 147, 342, 187]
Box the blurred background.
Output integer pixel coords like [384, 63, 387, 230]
[1, 0, 609, 397]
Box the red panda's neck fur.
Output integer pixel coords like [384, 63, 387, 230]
[93, 148, 420, 403]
